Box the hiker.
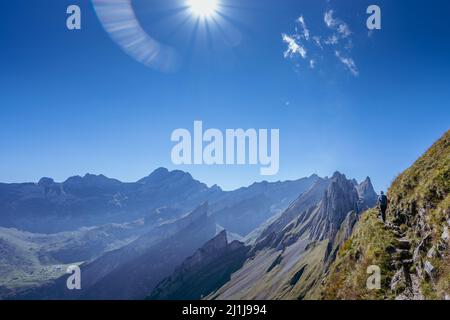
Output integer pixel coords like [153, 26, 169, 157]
[378, 191, 388, 223]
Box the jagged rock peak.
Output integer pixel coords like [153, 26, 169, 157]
[331, 171, 348, 181]
[310, 173, 360, 241]
[177, 230, 232, 271]
[356, 176, 378, 210]
[201, 230, 228, 253]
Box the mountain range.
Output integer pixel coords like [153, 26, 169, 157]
[0, 168, 317, 236]
[0, 169, 317, 297]
[1, 130, 448, 300]
[2, 170, 377, 300]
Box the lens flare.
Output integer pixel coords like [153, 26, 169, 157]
[187, 0, 218, 18]
[92, 0, 180, 72]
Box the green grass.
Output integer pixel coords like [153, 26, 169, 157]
[388, 130, 449, 299]
[323, 129, 450, 300]
[322, 209, 397, 300]
[388, 130, 449, 230]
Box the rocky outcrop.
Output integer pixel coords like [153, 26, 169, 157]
[356, 177, 378, 211]
[308, 172, 360, 241]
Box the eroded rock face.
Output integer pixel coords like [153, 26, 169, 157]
[309, 172, 360, 241]
[356, 177, 378, 211]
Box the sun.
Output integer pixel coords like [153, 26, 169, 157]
[187, 0, 219, 18]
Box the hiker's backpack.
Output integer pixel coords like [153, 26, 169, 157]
[379, 194, 387, 206]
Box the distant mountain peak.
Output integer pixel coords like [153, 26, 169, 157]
[138, 168, 195, 184]
[38, 177, 54, 187]
[331, 171, 347, 181]
[210, 184, 222, 192]
[138, 167, 170, 183]
[83, 173, 106, 179]
[63, 173, 121, 187]
[356, 176, 377, 210]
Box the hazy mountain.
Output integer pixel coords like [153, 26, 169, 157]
[0, 168, 220, 233]
[13, 203, 217, 300]
[0, 218, 156, 294]
[0, 168, 320, 296]
[148, 230, 249, 300]
[141, 173, 375, 300]
[0, 164, 380, 300]
[209, 175, 319, 236]
[0, 168, 316, 236]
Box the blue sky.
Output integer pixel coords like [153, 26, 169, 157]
[0, 0, 449, 191]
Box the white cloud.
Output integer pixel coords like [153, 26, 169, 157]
[337, 24, 351, 38]
[313, 36, 322, 49]
[324, 10, 351, 39]
[282, 34, 307, 59]
[324, 10, 335, 28]
[324, 35, 339, 45]
[297, 16, 310, 40]
[335, 51, 359, 76]
[282, 11, 358, 77]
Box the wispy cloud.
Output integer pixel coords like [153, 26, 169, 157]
[324, 10, 335, 28]
[296, 16, 310, 40]
[324, 35, 339, 45]
[312, 36, 323, 49]
[324, 10, 351, 39]
[335, 51, 359, 76]
[282, 34, 307, 59]
[282, 9, 359, 77]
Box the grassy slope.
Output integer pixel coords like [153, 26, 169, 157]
[322, 209, 397, 299]
[388, 129, 449, 298]
[322, 130, 450, 299]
